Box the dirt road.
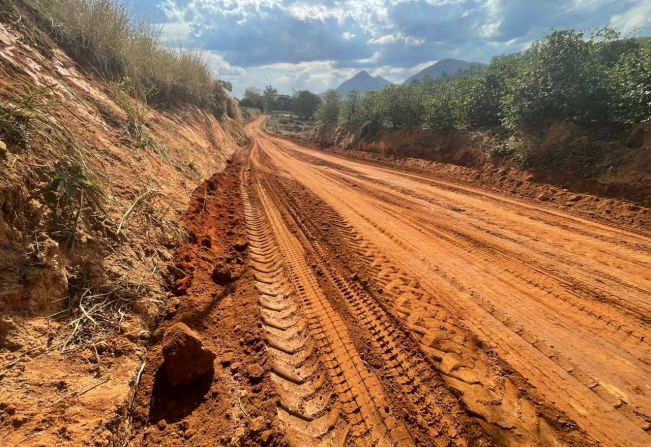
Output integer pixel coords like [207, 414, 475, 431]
[240, 117, 651, 447]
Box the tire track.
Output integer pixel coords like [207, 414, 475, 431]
[243, 157, 414, 446]
[268, 176, 595, 447]
[241, 169, 350, 447]
[248, 118, 651, 446]
[266, 175, 494, 447]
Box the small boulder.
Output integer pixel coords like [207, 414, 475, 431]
[211, 263, 232, 284]
[162, 323, 216, 386]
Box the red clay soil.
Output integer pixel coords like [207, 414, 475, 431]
[129, 149, 285, 447]
[328, 148, 651, 233]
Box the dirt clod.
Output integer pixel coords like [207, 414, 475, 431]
[221, 352, 235, 366]
[212, 262, 232, 284]
[248, 416, 266, 433]
[162, 322, 216, 386]
[233, 238, 249, 251]
[245, 364, 265, 383]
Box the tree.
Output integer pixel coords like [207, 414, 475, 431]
[500, 30, 611, 129]
[611, 39, 651, 124]
[241, 87, 263, 111]
[263, 85, 277, 113]
[275, 94, 293, 112]
[292, 90, 321, 119]
[316, 90, 340, 124]
[339, 90, 364, 125]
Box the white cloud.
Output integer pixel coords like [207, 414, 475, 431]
[610, 2, 651, 34]
[157, 21, 192, 43]
[154, 0, 651, 95]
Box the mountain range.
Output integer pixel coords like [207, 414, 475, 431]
[332, 58, 485, 95]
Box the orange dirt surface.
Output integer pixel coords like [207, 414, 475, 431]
[122, 115, 649, 447]
[130, 153, 285, 447]
[220, 117, 648, 447]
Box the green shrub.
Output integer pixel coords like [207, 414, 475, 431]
[611, 39, 651, 124]
[500, 30, 612, 130]
[316, 90, 340, 124]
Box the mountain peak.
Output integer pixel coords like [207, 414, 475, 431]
[405, 59, 485, 84]
[335, 71, 392, 96]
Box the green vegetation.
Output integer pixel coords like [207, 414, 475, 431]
[267, 112, 319, 138]
[240, 87, 322, 119]
[293, 91, 321, 119]
[322, 28, 651, 168]
[28, 0, 231, 111]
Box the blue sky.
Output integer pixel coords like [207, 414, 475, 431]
[131, 1, 651, 97]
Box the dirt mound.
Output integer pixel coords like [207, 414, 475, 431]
[162, 323, 216, 386]
[129, 153, 285, 447]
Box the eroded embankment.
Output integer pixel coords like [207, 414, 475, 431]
[0, 11, 244, 446]
[328, 148, 651, 233]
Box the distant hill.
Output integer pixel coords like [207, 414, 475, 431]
[405, 58, 485, 84]
[334, 71, 392, 96]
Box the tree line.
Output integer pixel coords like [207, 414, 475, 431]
[239, 86, 321, 119]
[316, 29, 651, 133]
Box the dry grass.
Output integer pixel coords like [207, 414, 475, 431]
[28, 0, 223, 107]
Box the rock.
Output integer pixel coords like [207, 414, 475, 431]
[245, 364, 265, 383]
[162, 323, 216, 386]
[157, 419, 167, 430]
[0, 140, 6, 159]
[248, 416, 266, 433]
[184, 429, 196, 439]
[261, 429, 274, 445]
[220, 352, 234, 366]
[173, 276, 191, 296]
[211, 263, 232, 284]
[233, 238, 248, 252]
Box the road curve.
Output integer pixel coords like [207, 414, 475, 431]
[243, 117, 651, 447]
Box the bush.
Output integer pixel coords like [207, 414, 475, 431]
[500, 30, 613, 130]
[28, 0, 228, 109]
[293, 90, 321, 119]
[611, 39, 651, 124]
[316, 90, 340, 124]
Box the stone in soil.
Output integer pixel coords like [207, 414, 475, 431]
[245, 364, 265, 383]
[162, 322, 216, 386]
[233, 238, 249, 252]
[211, 262, 232, 284]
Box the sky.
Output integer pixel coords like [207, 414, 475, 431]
[131, 0, 651, 97]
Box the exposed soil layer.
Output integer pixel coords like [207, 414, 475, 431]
[238, 117, 650, 447]
[0, 12, 243, 447]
